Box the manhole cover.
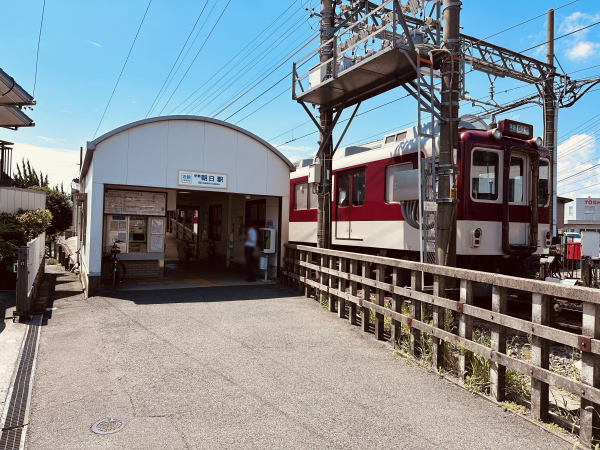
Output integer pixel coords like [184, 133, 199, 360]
[91, 418, 126, 435]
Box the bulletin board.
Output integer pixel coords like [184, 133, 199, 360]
[104, 190, 166, 216]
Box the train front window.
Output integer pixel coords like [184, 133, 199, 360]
[471, 150, 499, 201]
[539, 159, 549, 206]
[508, 156, 524, 203]
[338, 173, 350, 207]
[293, 182, 308, 210]
[352, 171, 366, 206]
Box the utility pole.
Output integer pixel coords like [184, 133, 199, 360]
[317, 0, 334, 249]
[435, 0, 460, 267]
[544, 9, 558, 237]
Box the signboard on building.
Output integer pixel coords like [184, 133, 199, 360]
[177, 170, 228, 189]
[104, 190, 166, 216]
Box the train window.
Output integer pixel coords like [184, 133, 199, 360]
[308, 183, 318, 209]
[508, 156, 524, 203]
[385, 163, 412, 203]
[396, 131, 407, 141]
[294, 182, 308, 210]
[352, 171, 366, 206]
[471, 150, 499, 201]
[385, 135, 395, 144]
[539, 159, 549, 206]
[338, 173, 350, 207]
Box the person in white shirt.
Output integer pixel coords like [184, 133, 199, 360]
[243, 225, 257, 281]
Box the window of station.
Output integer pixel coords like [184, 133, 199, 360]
[338, 173, 350, 207]
[293, 182, 318, 210]
[471, 150, 499, 201]
[585, 205, 595, 215]
[508, 156, 524, 203]
[569, 206, 573, 215]
[209, 205, 222, 241]
[538, 159, 549, 206]
[385, 163, 412, 203]
[352, 171, 366, 206]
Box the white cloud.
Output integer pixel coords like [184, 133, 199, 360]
[37, 136, 57, 143]
[58, 109, 73, 114]
[86, 41, 103, 48]
[278, 145, 313, 152]
[557, 134, 600, 198]
[11, 142, 79, 189]
[566, 41, 600, 60]
[559, 12, 600, 61]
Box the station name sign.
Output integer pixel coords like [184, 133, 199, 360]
[585, 200, 600, 205]
[177, 170, 228, 189]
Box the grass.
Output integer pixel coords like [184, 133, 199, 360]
[45, 258, 59, 265]
[502, 401, 526, 414]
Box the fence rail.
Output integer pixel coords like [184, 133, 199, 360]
[282, 243, 600, 445]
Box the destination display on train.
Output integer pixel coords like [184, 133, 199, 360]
[508, 122, 530, 136]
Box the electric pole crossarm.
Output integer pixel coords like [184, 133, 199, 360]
[299, 101, 324, 135]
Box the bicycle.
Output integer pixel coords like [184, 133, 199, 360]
[102, 241, 127, 289]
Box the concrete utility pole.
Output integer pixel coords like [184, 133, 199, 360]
[317, 0, 334, 249]
[435, 0, 460, 267]
[544, 9, 558, 237]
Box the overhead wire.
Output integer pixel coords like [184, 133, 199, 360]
[145, 0, 211, 118]
[158, 0, 232, 115]
[520, 20, 600, 54]
[168, 0, 304, 115]
[32, 0, 47, 97]
[93, 0, 153, 139]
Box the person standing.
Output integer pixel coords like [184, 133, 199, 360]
[243, 225, 257, 281]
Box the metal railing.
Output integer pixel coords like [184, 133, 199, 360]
[282, 243, 600, 445]
[16, 232, 45, 319]
[169, 218, 198, 254]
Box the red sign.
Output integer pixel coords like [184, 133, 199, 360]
[585, 200, 600, 205]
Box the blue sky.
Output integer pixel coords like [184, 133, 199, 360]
[2, 0, 600, 199]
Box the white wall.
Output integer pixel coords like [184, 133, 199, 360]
[0, 187, 46, 213]
[92, 119, 291, 197]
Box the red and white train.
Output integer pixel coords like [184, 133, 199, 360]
[289, 118, 551, 276]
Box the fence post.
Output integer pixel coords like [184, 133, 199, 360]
[292, 249, 299, 291]
[283, 247, 289, 286]
[432, 274, 446, 371]
[491, 285, 508, 402]
[349, 258, 358, 325]
[305, 251, 312, 298]
[16, 247, 29, 319]
[329, 255, 337, 312]
[375, 263, 385, 340]
[531, 293, 550, 421]
[298, 250, 305, 294]
[338, 257, 347, 319]
[361, 260, 371, 333]
[410, 270, 422, 357]
[391, 267, 403, 346]
[320, 254, 328, 304]
[580, 301, 600, 446]
[458, 279, 473, 383]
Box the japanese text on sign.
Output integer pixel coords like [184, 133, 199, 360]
[178, 170, 228, 189]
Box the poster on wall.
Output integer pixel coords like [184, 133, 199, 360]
[151, 219, 164, 235]
[104, 190, 166, 216]
[150, 234, 163, 251]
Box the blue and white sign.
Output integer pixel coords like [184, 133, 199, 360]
[177, 170, 228, 189]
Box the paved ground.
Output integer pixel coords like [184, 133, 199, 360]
[0, 291, 27, 419]
[25, 270, 571, 450]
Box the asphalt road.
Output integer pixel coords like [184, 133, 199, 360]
[26, 282, 571, 449]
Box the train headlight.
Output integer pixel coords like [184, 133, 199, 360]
[471, 228, 482, 248]
[489, 128, 502, 140]
[535, 136, 543, 147]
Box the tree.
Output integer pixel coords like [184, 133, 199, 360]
[29, 187, 72, 236]
[13, 158, 49, 189]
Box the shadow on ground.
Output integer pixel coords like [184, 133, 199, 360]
[0, 290, 15, 333]
[100, 283, 298, 305]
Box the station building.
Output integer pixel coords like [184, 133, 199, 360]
[76, 116, 294, 297]
[564, 197, 600, 233]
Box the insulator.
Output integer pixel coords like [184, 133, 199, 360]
[340, 4, 352, 12]
[424, 17, 437, 26]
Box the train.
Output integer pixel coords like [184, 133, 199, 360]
[289, 118, 551, 277]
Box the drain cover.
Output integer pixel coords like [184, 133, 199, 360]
[91, 418, 126, 435]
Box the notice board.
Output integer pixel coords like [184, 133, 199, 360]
[104, 190, 166, 216]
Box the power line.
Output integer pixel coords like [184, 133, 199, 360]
[520, 20, 600, 53]
[145, 0, 211, 118]
[32, 0, 46, 97]
[168, 0, 304, 116]
[93, 0, 153, 139]
[158, 0, 232, 115]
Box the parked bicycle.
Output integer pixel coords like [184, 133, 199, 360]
[102, 241, 127, 289]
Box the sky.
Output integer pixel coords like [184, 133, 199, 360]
[1, 0, 600, 200]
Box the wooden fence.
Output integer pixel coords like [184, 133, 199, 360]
[282, 243, 600, 446]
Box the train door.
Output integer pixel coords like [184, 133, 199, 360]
[507, 151, 528, 245]
[335, 169, 366, 240]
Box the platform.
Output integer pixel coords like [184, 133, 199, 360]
[295, 45, 439, 110]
